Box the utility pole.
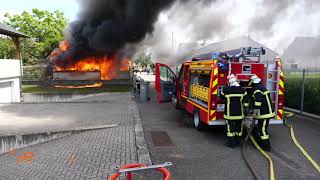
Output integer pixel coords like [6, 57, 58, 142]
[300, 69, 306, 114]
[172, 32, 174, 49]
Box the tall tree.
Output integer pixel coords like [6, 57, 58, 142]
[0, 37, 15, 59]
[2, 9, 67, 65]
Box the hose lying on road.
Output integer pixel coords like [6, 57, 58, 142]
[241, 116, 261, 180]
[241, 116, 275, 180]
[283, 112, 320, 174]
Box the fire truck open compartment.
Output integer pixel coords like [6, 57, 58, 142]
[155, 47, 284, 127]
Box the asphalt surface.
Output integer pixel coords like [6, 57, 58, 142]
[136, 83, 320, 180]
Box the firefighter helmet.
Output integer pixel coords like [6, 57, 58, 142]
[227, 74, 240, 87]
[248, 74, 261, 86]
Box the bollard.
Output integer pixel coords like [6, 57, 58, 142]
[140, 81, 150, 101]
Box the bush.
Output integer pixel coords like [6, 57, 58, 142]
[285, 77, 320, 115]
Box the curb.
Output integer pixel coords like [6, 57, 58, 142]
[284, 107, 320, 119]
[131, 93, 152, 165]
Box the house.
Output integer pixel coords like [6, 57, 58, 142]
[282, 37, 320, 68]
[0, 22, 28, 103]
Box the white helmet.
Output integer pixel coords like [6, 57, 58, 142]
[249, 74, 261, 86]
[227, 74, 240, 87]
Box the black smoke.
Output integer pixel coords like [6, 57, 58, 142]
[51, 0, 177, 66]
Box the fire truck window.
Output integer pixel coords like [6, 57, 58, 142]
[159, 66, 175, 83]
[159, 66, 169, 81]
[168, 69, 175, 83]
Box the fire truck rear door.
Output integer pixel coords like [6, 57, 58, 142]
[155, 63, 176, 103]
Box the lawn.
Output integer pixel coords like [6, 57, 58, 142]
[22, 84, 132, 94]
[284, 72, 320, 79]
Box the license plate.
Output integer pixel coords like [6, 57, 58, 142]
[217, 104, 225, 112]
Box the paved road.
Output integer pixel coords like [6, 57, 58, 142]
[0, 92, 139, 180]
[136, 84, 320, 180]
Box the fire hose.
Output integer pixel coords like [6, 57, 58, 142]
[241, 116, 273, 180]
[242, 112, 320, 180]
[108, 162, 172, 180]
[283, 112, 320, 174]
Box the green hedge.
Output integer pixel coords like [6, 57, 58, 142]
[284, 78, 320, 115]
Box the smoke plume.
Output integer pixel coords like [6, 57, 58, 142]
[139, 0, 320, 65]
[51, 0, 320, 68]
[51, 0, 177, 66]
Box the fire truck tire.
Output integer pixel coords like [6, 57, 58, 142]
[193, 110, 205, 131]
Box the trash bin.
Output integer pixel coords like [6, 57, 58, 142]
[140, 81, 150, 101]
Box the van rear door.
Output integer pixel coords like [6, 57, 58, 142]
[155, 63, 177, 103]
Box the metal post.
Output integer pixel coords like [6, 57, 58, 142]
[300, 69, 305, 114]
[172, 32, 174, 49]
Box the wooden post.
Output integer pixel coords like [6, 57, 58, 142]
[11, 36, 21, 59]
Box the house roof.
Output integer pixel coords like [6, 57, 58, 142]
[282, 37, 320, 60]
[186, 36, 279, 62]
[282, 37, 320, 67]
[0, 22, 29, 38]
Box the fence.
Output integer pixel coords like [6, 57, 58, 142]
[22, 65, 46, 81]
[283, 68, 320, 115]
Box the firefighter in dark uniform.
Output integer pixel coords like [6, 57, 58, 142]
[248, 75, 275, 151]
[221, 74, 249, 148]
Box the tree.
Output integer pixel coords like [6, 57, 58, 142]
[2, 9, 67, 65]
[134, 52, 153, 68]
[0, 37, 15, 59]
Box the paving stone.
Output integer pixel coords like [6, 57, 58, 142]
[0, 92, 144, 180]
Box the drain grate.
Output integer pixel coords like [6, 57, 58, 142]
[150, 131, 175, 146]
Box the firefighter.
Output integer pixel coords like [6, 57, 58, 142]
[221, 74, 249, 148]
[248, 75, 275, 151]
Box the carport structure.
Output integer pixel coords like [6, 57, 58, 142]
[0, 22, 29, 103]
[0, 22, 29, 59]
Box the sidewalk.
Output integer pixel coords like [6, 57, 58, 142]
[0, 92, 151, 179]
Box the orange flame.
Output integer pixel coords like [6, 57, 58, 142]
[50, 40, 130, 81]
[120, 58, 130, 71]
[54, 82, 103, 89]
[60, 40, 69, 51]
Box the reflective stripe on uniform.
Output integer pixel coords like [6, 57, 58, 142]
[225, 94, 244, 98]
[265, 91, 273, 115]
[224, 114, 244, 120]
[225, 93, 246, 119]
[226, 121, 234, 137]
[260, 120, 269, 140]
[244, 103, 249, 107]
[253, 90, 274, 118]
[256, 112, 275, 119]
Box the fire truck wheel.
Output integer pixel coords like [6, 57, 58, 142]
[193, 111, 205, 131]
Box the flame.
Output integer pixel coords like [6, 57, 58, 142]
[120, 58, 130, 71]
[60, 40, 69, 51]
[54, 82, 103, 89]
[54, 56, 116, 80]
[50, 40, 130, 81]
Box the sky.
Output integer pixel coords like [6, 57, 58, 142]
[0, 0, 79, 21]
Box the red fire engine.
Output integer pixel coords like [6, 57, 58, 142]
[155, 47, 284, 130]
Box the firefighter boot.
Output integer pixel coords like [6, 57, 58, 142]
[225, 137, 237, 148]
[235, 136, 242, 146]
[259, 139, 271, 152]
[256, 139, 271, 152]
